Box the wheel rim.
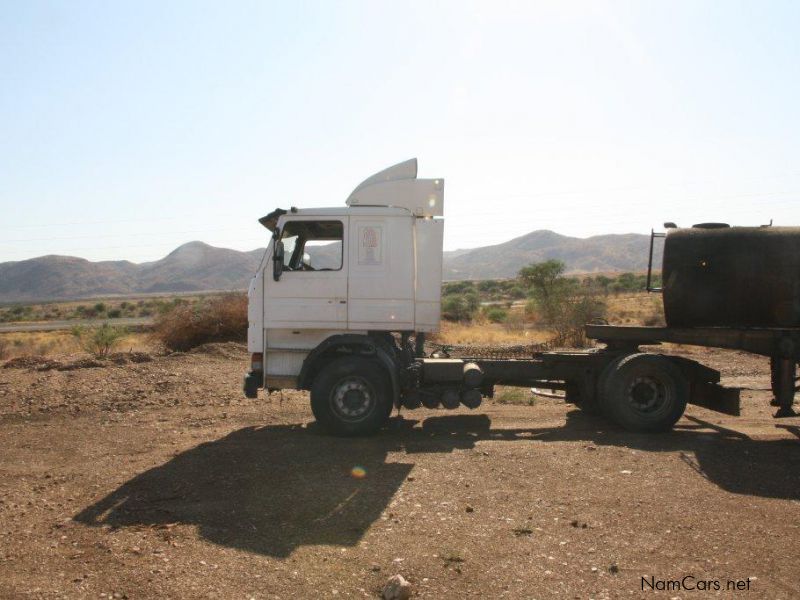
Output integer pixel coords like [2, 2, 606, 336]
[329, 376, 376, 422]
[626, 375, 671, 416]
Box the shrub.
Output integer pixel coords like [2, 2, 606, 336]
[477, 280, 498, 293]
[520, 259, 607, 347]
[442, 291, 480, 322]
[152, 293, 247, 351]
[71, 323, 127, 357]
[107, 309, 122, 318]
[483, 306, 508, 323]
[442, 295, 472, 322]
[94, 302, 107, 313]
[442, 281, 476, 295]
[75, 305, 98, 318]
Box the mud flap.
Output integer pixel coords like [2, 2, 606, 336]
[689, 382, 740, 416]
[243, 372, 261, 399]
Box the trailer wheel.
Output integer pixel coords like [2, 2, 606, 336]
[602, 353, 688, 432]
[310, 357, 393, 436]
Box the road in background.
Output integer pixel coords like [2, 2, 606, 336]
[0, 317, 153, 333]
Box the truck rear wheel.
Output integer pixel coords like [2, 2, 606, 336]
[310, 357, 393, 436]
[602, 353, 688, 433]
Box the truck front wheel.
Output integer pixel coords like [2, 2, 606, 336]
[602, 353, 688, 433]
[310, 357, 393, 436]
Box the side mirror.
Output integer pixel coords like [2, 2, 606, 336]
[272, 241, 284, 281]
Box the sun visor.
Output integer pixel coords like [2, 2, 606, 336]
[258, 208, 287, 232]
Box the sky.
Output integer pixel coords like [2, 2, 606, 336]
[1, 0, 799, 263]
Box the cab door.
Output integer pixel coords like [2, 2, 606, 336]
[264, 217, 348, 329]
[347, 215, 414, 330]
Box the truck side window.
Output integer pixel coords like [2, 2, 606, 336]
[279, 220, 344, 271]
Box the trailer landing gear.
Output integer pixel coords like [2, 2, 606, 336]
[770, 357, 797, 418]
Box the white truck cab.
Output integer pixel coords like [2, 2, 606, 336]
[244, 159, 445, 434]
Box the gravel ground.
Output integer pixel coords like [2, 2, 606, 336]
[0, 343, 798, 599]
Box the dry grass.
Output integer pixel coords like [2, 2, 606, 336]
[431, 320, 553, 346]
[0, 290, 664, 359]
[434, 291, 664, 346]
[605, 292, 665, 326]
[493, 386, 535, 405]
[0, 331, 151, 360]
[151, 293, 247, 352]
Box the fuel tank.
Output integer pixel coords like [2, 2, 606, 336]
[662, 225, 800, 328]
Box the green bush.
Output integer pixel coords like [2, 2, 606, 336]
[442, 290, 480, 322]
[71, 323, 127, 357]
[483, 306, 508, 323]
[442, 281, 476, 295]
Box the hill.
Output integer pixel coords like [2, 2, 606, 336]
[443, 230, 660, 280]
[0, 242, 265, 303]
[0, 231, 660, 302]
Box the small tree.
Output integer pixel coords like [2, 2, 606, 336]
[519, 259, 566, 300]
[519, 260, 606, 347]
[71, 324, 127, 357]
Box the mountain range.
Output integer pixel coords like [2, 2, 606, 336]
[0, 230, 661, 303]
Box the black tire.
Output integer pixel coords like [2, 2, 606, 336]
[602, 353, 688, 433]
[595, 353, 635, 416]
[310, 357, 393, 436]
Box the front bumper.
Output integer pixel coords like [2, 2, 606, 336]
[243, 371, 262, 398]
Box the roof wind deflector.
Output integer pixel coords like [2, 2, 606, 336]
[346, 158, 418, 202]
[345, 158, 444, 217]
[258, 208, 287, 232]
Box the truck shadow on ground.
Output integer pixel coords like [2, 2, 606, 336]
[394, 411, 800, 502]
[75, 423, 414, 558]
[74, 411, 800, 557]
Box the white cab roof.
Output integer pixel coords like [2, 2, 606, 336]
[281, 206, 412, 218]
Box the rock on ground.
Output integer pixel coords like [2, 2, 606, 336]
[383, 574, 412, 600]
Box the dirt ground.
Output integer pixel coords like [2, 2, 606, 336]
[0, 343, 798, 599]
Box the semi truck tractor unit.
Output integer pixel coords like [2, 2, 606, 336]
[244, 159, 800, 435]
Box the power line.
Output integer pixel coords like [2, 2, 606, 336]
[0, 227, 258, 244]
[0, 213, 259, 232]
